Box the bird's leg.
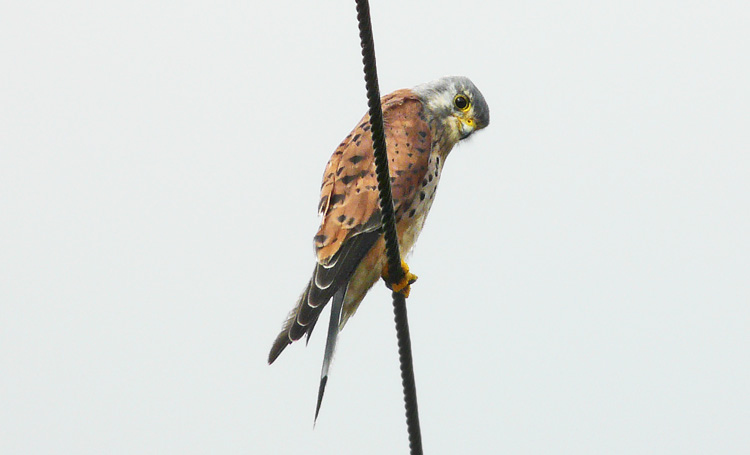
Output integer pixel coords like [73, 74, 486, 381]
[381, 260, 418, 298]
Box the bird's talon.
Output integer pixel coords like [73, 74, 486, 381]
[382, 260, 418, 297]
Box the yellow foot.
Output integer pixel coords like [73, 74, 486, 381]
[381, 260, 418, 298]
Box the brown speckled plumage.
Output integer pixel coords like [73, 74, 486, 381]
[269, 77, 490, 370]
[315, 89, 432, 262]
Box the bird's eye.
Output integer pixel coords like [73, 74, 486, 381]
[453, 94, 470, 111]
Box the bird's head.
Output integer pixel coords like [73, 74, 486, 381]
[412, 76, 490, 143]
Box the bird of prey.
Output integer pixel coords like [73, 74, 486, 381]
[268, 76, 489, 420]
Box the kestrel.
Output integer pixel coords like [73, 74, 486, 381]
[268, 76, 489, 418]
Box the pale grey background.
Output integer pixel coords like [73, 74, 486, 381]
[2, 1, 749, 453]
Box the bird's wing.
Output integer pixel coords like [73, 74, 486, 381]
[267, 229, 380, 364]
[315, 89, 433, 262]
[267, 90, 432, 364]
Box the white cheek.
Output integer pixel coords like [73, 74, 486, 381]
[447, 117, 462, 142]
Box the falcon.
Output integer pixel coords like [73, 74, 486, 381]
[268, 76, 490, 419]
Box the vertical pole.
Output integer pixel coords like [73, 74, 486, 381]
[354, 1, 423, 453]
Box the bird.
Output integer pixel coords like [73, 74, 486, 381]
[268, 76, 490, 420]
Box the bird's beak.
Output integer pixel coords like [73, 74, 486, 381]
[458, 117, 476, 139]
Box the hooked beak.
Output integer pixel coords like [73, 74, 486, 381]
[459, 117, 476, 140]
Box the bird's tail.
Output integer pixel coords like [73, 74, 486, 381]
[314, 284, 347, 423]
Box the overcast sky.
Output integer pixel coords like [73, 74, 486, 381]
[2, 1, 749, 454]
